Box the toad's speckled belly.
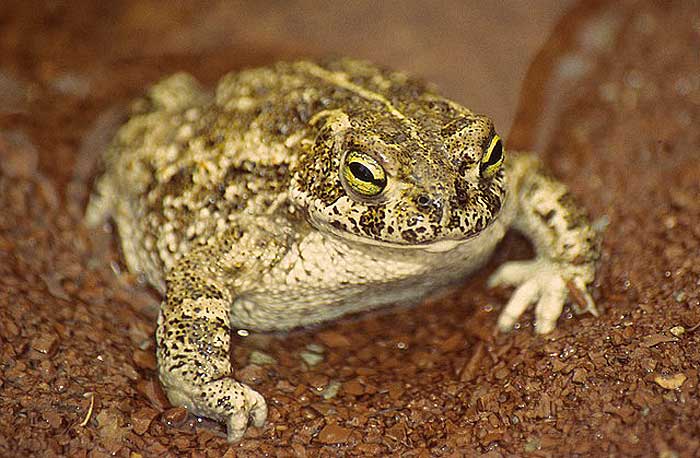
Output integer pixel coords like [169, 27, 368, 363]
[230, 215, 510, 330]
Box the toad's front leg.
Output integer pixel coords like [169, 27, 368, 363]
[156, 258, 267, 442]
[155, 222, 290, 442]
[489, 153, 601, 333]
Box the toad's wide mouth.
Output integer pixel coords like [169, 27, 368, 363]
[308, 207, 504, 253]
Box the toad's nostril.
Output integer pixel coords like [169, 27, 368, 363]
[416, 195, 432, 207]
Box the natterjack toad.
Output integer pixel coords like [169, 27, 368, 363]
[86, 58, 600, 442]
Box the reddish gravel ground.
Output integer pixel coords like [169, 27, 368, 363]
[1, 1, 699, 457]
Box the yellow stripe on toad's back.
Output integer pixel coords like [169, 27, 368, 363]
[299, 61, 423, 142]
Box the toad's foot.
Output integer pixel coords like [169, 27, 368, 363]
[158, 321, 269, 441]
[161, 366, 267, 442]
[165, 377, 268, 442]
[158, 308, 269, 442]
[487, 258, 597, 334]
[219, 381, 267, 442]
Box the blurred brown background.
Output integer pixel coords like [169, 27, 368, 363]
[2, 1, 572, 133]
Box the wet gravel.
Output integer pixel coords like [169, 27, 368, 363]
[1, 1, 699, 456]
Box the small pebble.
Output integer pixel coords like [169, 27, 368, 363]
[342, 380, 365, 396]
[317, 424, 352, 444]
[305, 343, 325, 353]
[248, 350, 277, 366]
[317, 330, 351, 348]
[162, 407, 188, 426]
[320, 380, 341, 400]
[299, 351, 324, 367]
[131, 407, 159, 435]
[654, 373, 687, 390]
[669, 326, 685, 338]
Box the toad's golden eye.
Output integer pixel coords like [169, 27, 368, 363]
[341, 151, 387, 197]
[480, 135, 505, 178]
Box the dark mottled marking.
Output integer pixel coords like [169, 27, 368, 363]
[401, 229, 419, 243]
[359, 206, 386, 238]
[441, 116, 475, 137]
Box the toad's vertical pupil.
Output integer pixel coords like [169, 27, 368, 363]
[489, 140, 503, 164]
[349, 162, 374, 182]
